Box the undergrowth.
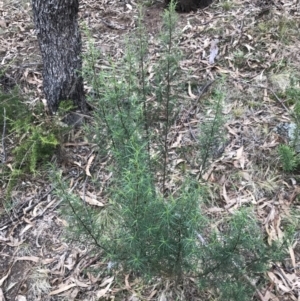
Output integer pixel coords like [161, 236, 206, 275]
[0, 88, 69, 202]
[51, 2, 288, 300]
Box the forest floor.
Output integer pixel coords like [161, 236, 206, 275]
[1, 0, 300, 300]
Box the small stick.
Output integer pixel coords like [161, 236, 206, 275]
[251, 84, 289, 113]
[2, 107, 6, 163]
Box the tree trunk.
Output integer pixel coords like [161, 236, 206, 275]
[32, 0, 85, 114]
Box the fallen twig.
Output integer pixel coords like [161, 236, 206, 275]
[251, 84, 289, 113]
[2, 107, 6, 163]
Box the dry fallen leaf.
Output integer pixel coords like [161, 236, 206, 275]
[49, 283, 77, 295]
[222, 184, 230, 203]
[0, 266, 12, 286]
[0, 19, 6, 28]
[79, 193, 104, 207]
[129, 294, 139, 301]
[7, 238, 25, 247]
[158, 291, 167, 301]
[263, 290, 280, 301]
[0, 288, 5, 301]
[16, 256, 40, 263]
[209, 39, 219, 64]
[125, 274, 131, 290]
[288, 246, 296, 269]
[188, 82, 197, 99]
[96, 276, 114, 298]
[85, 154, 95, 177]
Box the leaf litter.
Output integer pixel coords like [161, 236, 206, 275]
[1, 0, 300, 300]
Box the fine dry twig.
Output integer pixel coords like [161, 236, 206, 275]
[2, 107, 6, 163]
[251, 84, 289, 112]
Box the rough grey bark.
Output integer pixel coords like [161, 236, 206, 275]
[165, 0, 213, 12]
[32, 0, 86, 114]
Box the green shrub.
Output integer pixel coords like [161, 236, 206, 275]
[13, 124, 60, 174]
[0, 87, 29, 129]
[0, 88, 69, 199]
[52, 1, 287, 300]
[278, 144, 299, 172]
[198, 209, 283, 301]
